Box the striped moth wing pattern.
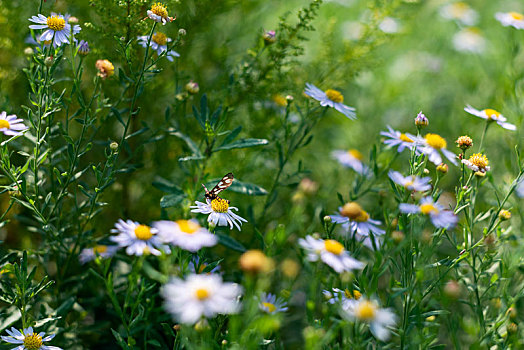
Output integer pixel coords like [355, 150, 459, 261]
[202, 173, 234, 202]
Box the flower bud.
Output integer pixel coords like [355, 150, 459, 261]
[96, 59, 115, 79]
[436, 163, 448, 174]
[24, 47, 34, 56]
[110, 142, 119, 151]
[499, 209, 511, 221]
[280, 259, 300, 278]
[414, 111, 428, 128]
[444, 280, 461, 300]
[44, 56, 54, 67]
[68, 16, 79, 24]
[323, 215, 332, 223]
[77, 40, 90, 56]
[263, 30, 276, 44]
[507, 307, 517, 320]
[286, 95, 294, 103]
[391, 230, 405, 244]
[456, 135, 473, 150]
[507, 322, 518, 334]
[185, 80, 199, 94]
[178, 28, 187, 36]
[239, 250, 274, 274]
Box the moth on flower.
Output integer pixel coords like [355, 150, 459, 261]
[304, 83, 356, 120]
[190, 173, 247, 230]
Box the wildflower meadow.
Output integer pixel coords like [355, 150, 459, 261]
[1, 0, 524, 348]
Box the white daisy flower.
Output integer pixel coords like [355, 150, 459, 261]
[461, 153, 490, 173]
[1, 327, 62, 350]
[147, 3, 174, 25]
[190, 198, 247, 230]
[388, 171, 431, 192]
[298, 235, 365, 273]
[28, 13, 81, 47]
[110, 219, 169, 256]
[399, 197, 458, 229]
[416, 133, 457, 166]
[331, 149, 369, 175]
[495, 12, 524, 30]
[161, 274, 242, 324]
[259, 292, 288, 314]
[341, 298, 397, 341]
[330, 202, 385, 249]
[323, 288, 362, 307]
[137, 32, 180, 61]
[380, 126, 418, 153]
[79, 245, 118, 264]
[452, 27, 486, 54]
[464, 105, 516, 130]
[0, 111, 29, 136]
[304, 83, 356, 120]
[439, 2, 478, 25]
[152, 219, 217, 252]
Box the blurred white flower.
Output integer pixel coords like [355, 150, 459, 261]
[162, 274, 242, 324]
[153, 219, 217, 252]
[464, 105, 516, 130]
[388, 171, 431, 192]
[341, 298, 397, 341]
[400, 197, 458, 229]
[110, 219, 169, 256]
[495, 12, 524, 30]
[305, 83, 356, 120]
[379, 17, 401, 34]
[439, 2, 478, 25]
[332, 149, 369, 174]
[299, 235, 365, 273]
[452, 27, 486, 54]
[79, 245, 118, 264]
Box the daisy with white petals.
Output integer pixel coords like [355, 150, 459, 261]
[304, 83, 356, 120]
[298, 235, 365, 273]
[28, 13, 81, 47]
[259, 293, 289, 314]
[452, 28, 486, 54]
[137, 32, 180, 61]
[464, 105, 516, 130]
[341, 298, 397, 341]
[190, 198, 247, 230]
[330, 202, 385, 248]
[461, 153, 490, 173]
[162, 274, 242, 324]
[399, 197, 458, 229]
[1, 327, 62, 350]
[439, 2, 478, 25]
[388, 171, 431, 192]
[380, 126, 417, 153]
[79, 245, 118, 264]
[0, 111, 29, 136]
[153, 219, 217, 252]
[147, 3, 174, 25]
[416, 133, 457, 166]
[495, 12, 524, 30]
[331, 149, 369, 175]
[110, 219, 169, 256]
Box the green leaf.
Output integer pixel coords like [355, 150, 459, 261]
[170, 131, 202, 156]
[214, 138, 269, 151]
[217, 234, 246, 252]
[152, 177, 183, 194]
[160, 193, 186, 208]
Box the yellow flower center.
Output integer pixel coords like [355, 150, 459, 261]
[425, 133, 447, 149]
[420, 203, 438, 215]
[262, 302, 276, 312]
[482, 109, 500, 120]
[451, 2, 469, 17]
[468, 153, 489, 170]
[510, 12, 524, 21]
[134, 225, 153, 240]
[324, 239, 344, 255]
[195, 288, 210, 300]
[272, 94, 287, 107]
[340, 202, 368, 222]
[93, 245, 108, 254]
[344, 289, 362, 300]
[399, 133, 413, 143]
[404, 177, 415, 188]
[211, 198, 229, 213]
[325, 89, 344, 103]
[47, 16, 66, 31]
[23, 333, 43, 350]
[152, 32, 168, 46]
[355, 300, 377, 321]
[348, 149, 363, 160]
[151, 3, 169, 18]
[176, 220, 200, 234]
[0, 120, 10, 129]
